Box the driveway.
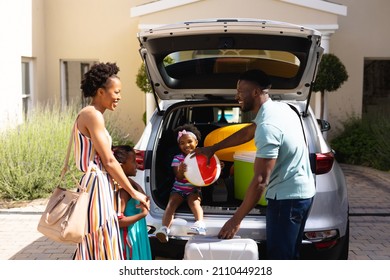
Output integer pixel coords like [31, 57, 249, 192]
[341, 164, 390, 260]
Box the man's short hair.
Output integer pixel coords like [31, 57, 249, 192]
[239, 69, 272, 89]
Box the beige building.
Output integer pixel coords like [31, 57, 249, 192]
[1, 0, 389, 141]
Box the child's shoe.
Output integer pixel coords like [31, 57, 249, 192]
[155, 226, 170, 243]
[188, 221, 206, 235]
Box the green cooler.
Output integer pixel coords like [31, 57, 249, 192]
[233, 151, 267, 206]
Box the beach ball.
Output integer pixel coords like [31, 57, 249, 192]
[183, 153, 221, 187]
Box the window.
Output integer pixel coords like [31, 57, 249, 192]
[60, 60, 98, 109]
[162, 49, 301, 90]
[363, 59, 390, 115]
[165, 49, 300, 78]
[21, 58, 33, 119]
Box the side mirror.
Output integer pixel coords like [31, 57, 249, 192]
[317, 119, 331, 132]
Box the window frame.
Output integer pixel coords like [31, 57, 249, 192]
[21, 57, 34, 119]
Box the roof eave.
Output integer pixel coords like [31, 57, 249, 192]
[280, 0, 347, 16]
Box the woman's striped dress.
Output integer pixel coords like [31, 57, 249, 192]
[72, 123, 123, 260]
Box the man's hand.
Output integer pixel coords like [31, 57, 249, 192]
[192, 146, 216, 165]
[218, 216, 241, 239]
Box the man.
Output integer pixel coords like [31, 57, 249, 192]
[194, 69, 315, 259]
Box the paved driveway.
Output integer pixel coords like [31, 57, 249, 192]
[341, 164, 390, 260]
[0, 164, 389, 260]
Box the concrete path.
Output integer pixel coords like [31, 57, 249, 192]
[0, 200, 76, 260]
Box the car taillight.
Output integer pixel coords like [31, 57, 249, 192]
[305, 230, 339, 250]
[135, 149, 145, 171]
[313, 240, 338, 250]
[315, 152, 334, 175]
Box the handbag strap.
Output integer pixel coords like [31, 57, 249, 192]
[60, 126, 75, 180]
[59, 122, 95, 192]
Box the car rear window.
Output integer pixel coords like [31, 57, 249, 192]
[161, 48, 305, 90]
[166, 49, 300, 78]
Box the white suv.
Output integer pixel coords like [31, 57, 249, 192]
[133, 18, 349, 259]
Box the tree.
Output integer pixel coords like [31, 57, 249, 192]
[136, 56, 174, 94]
[136, 62, 152, 94]
[136, 57, 174, 124]
[313, 53, 349, 120]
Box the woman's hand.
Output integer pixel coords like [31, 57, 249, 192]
[132, 191, 150, 211]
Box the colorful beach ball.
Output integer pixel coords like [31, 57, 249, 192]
[183, 153, 221, 187]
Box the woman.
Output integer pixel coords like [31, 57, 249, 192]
[73, 62, 149, 260]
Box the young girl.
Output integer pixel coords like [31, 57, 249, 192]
[112, 145, 152, 260]
[155, 124, 206, 243]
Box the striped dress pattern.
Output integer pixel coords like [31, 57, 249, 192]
[72, 123, 123, 260]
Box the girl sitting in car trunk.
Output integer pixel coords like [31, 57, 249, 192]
[155, 124, 206, 243]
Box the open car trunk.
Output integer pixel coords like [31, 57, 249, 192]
[151, 100, 310, 217]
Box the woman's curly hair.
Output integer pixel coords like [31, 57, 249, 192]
[80, 62, 120, 97]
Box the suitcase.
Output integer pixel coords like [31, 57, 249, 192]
[183, 236, 259, 260]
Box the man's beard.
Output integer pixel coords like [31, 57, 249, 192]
[240, 101, 253, 113]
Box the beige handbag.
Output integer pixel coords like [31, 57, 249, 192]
[37, 126, 93, 244]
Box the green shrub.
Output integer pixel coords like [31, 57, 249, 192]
[0, 104, 79, 201]
[367, 111, 390, 170]
[0, 104, 134, 201]
[105, 116, 134, 147]
[331, 113, 390, 171]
